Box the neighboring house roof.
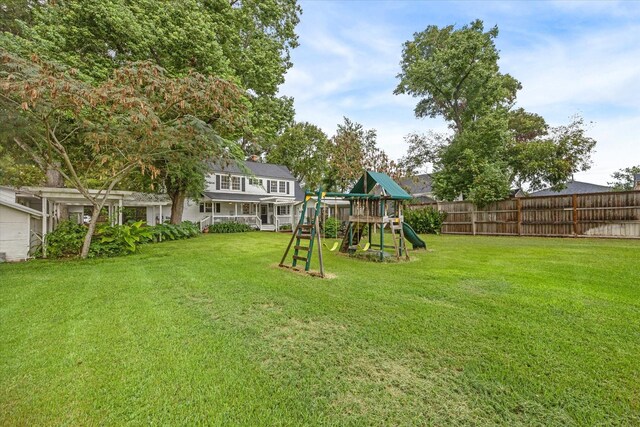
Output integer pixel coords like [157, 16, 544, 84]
[202, 192, 294, 203]
[529, 180, 612, 196]
[294, 183, 306, 202]
[0, 199, 42, 217]
[399, 174, 433, 196]
[350, 171, 412, 200]
[209, 160, 296, 180]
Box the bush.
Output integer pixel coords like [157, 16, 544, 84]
[44, 221, 86, 258]
[151, 221, 200, 242]
[323, 217, 341, 238]
[43, 220, 201, 259]
[404, 207, 447, 234]
[208, 222, 253, 233]
[91, 220, 154, 257]
[279, 224, 292, 231]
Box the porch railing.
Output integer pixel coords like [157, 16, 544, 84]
[198, 216, 211, 232]
[212, 215, 262, 229]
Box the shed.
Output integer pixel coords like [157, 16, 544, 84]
[0, 199, 42, 262]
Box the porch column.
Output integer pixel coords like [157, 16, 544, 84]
[42, 196, 48, 258]
[234, 203, 237, 217]
[118, 198, 123, 225]
[159, 204, 163, 225]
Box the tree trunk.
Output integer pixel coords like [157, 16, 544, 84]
[169, 191, 186, 224]
[45, 165, 64, 187]
[80, 205, 101, 259]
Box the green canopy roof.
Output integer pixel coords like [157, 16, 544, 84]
[350, 171, 412, 200]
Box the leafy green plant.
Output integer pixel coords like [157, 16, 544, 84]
[404, 207, 447, 234]
[91, 221, 154, 257]
[151, 221, 200, 242]
[44, 221, 86, 258]
[279, 224, 292, 231]
[322, 217, 341, 238]
[208, 222, 253, 233]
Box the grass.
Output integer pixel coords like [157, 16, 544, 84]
[1, 232, 639, 425]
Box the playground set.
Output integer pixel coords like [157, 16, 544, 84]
[279, 171, 426, 278]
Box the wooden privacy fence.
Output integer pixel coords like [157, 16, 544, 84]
[410, 190, 640, 238]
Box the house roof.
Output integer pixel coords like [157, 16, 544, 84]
[209, 160, 295, 180]
[529, 180, 612, 196]
[350, 171, 412, 200]
[0, 199, 43, 217]
[399, 174, 432, 196]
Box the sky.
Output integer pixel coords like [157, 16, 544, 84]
[278, 0, 640, 186]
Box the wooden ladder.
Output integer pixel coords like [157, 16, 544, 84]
[279, 192, 325, 277]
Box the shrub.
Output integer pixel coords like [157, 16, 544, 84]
[151, 221, 200, 242]
[43, 220, 200, 259]
[279, 224, 292, 231]
[91, 221, 154, 257]
[404, 207, 447, 234]
[323, 217, 341, 238]
[208, 222, 253, 233]
[44, 221, 86, 258]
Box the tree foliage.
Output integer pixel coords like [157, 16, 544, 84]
[324, 117, 401, 192]
[608, 165, 640, 191]
[266, 121, 329, 190]
[1, 50, 246, 257]
[396, 20, 597, 206]
[2, 0, 300, 220]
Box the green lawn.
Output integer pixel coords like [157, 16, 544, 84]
[1, 233, 639, 425]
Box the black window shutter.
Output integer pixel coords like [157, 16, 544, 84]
[216, 175, 220, 190]
[266, 180, 270, 193]
[287, 182, 291, 194]
[242, 177, 246, 192]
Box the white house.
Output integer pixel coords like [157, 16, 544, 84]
[182, 161, 302, 231]
[0, 161, 306, 260]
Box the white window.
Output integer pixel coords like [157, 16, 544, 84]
[249, 177, 262, 186]
[214, 203, 221, 213]
[199, 202, 212, 213]
[231, 176, 241, 191]
[220, 175, 230, 190]
[270, 181, 278, 193]
[242, 203, 251, 215]
[279, 181, 286, 193]
[277, 205, 290, 216]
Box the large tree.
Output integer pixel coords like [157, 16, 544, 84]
[266, 121, 329, 190]
[324, 118, 400, 193]
[1, 51, 245, 257]
[396, 20, 596, 205]
[2, 0, 300, 219]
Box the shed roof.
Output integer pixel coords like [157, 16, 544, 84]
[350, 171, 412, 200]
[0, 199, 42, 217]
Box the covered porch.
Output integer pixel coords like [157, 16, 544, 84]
[198, 195, 297, 231]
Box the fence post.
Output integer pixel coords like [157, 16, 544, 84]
[516, 198, 522, 236]
[572, 194, 578, 236]
[471, 204, 476, 236]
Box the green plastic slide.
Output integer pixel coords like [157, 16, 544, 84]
[402, 222, 427, 249]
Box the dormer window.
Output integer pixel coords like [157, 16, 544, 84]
[220, 175, 230, 190]
[231, 176, 241, 191]
[279, 181, 286, 193]
[270, 181, 278, 193]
